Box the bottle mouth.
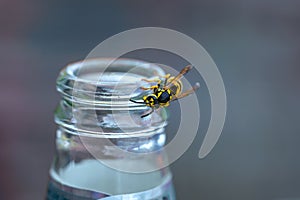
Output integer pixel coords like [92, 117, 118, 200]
[55, 58, 168, 137]
[57, 58, 165, 105]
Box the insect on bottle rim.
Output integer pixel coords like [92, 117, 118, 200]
[54, 58, 169, 137]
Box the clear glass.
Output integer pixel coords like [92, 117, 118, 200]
[46, 58, 176, 200]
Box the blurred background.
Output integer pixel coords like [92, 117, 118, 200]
[1, 0, 300, 199]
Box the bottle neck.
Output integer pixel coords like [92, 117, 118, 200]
[55, 58, 168, 138]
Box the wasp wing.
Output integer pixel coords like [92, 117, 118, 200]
[164, 65, 192, 89]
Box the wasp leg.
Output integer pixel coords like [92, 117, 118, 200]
[165, 65, 192, 89]
[172, 82, 200, 101]
[142, 73, 171, 85]
[163, 74, 171, 87]
[140, 85, 159, 90]
[141, 78, 161, 84]
[141, 107, 155, 118]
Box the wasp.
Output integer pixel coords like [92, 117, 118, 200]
[130, 65, 200, 118]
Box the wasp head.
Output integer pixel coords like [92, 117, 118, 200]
[143, 94, 159, 108]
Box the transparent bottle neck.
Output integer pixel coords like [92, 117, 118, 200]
[55, 58, 168, 138]
[54, 58, 172, 169]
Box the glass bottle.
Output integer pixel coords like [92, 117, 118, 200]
[46, 58, 176, 200]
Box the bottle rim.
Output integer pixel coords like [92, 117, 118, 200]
[56, 58, 165, 100]
[54, 58, 168, 137]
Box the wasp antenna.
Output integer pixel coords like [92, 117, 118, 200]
[129, 99, 145, 104]
[141, 107, 154, 118]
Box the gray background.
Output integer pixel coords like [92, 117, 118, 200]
[1, 0, 300, 199]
